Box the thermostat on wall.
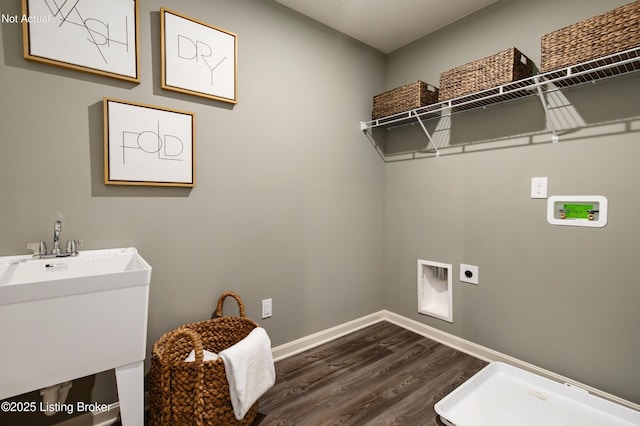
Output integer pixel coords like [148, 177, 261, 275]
[547, 195, 608, 228]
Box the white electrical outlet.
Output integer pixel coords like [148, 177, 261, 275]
[262, 299, 272, 319]
[531, 177, 548, 199]
[460, 264, 479, 285]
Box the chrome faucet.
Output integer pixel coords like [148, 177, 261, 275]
[51, 220, 62, 255]
[27, 220, 82, 258]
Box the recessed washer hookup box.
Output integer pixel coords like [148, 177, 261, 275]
[435, 362, 640, 426]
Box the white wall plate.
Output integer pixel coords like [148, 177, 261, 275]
[459, 264, 479, 285]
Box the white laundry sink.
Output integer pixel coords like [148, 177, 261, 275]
[0, 247, 151, 425]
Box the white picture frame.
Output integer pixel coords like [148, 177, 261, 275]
[103, 98, 195, 187]
[161, 8, 237, 103]
[22, 0, 140, 83]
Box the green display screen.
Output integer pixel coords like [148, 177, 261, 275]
[562, 203, 594, 219]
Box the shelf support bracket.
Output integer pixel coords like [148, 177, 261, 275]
[411, 111, 440, 157]
[360, 122, 387, 161]
[534, 77, 559, 143]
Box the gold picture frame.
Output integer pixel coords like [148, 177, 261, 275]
[103, 98, 195, 187]
[161, 8, 237, 103]
[22, 0, 140, 83]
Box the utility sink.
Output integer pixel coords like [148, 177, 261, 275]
[0, 247, 151, 304]
[0, 247, 151, 425]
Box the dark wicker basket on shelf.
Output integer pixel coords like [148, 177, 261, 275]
[148, 291, 260, 426]
[438, 47, 535, 101]
[372, 80, 439, 119]
[541, 0, 640, 73]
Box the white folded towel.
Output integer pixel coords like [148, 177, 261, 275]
[218, 327, 276, 420]
[184, 349, 219, 362]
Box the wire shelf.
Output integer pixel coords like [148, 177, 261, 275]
[361, 46, 640, 132]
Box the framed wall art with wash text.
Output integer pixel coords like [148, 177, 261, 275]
[161, 8, 237, 103]
[22, 0, 140, 83]
[103, 98, 195, 187]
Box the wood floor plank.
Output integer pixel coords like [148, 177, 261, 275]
[309, 345, 471, 425]
[256, 321, 487, 425]
[278, 340, 439, 424]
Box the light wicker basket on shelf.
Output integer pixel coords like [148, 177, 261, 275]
[541, 0, 640, 73]
[372, 80, 439, 119]
[438, 47, 535, 102]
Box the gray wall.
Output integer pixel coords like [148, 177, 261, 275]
[383, 0, 640, 404]
[2, 0, 639, 422]
[0, 0, 385, 420]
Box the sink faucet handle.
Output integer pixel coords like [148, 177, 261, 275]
[66, 239, 83, 255]
[27, 241, 47, 256]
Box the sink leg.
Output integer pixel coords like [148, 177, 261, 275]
[115, 361, 144, 426]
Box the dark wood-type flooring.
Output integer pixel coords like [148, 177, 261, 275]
[254, 321, 487, 426]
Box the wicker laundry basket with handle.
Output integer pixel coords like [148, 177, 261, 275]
[148, 291, 260, 426]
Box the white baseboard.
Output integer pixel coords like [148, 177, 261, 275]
[272, 310, 640, 412]
[271, 311, 387, 361]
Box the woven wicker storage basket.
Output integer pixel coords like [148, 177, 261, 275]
[372, 81, 439, 119]
[541, 1, 640, 72]
[438, 47, 535, 102]
[148, 292, 260, 426]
